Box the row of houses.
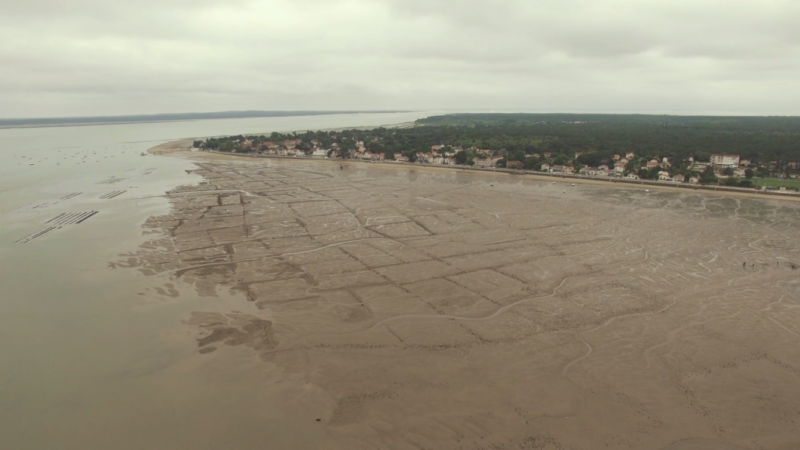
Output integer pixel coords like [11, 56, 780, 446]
[246, 139, 797, 181]
[415, 154, 456, 165]
[355, 151, 385, 161]
[259, 147, 332, 158]
[622, 172, 693, 182]
[541, 164, 574, 174]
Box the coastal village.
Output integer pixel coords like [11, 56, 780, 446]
[195, 134, 799, 191]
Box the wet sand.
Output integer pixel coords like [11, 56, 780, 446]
[116, 151, 800, 449]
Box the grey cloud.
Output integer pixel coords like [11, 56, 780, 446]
[0, 0, 799, 117]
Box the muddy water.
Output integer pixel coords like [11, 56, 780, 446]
[0, 112, 430, 450]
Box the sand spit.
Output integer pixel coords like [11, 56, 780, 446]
[115, 154, 800, 449]
[148, 138, 194, 155]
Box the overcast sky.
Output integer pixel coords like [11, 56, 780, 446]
[1, 0, 799, 118]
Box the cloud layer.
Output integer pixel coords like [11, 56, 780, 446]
[2, 0, 799, 117]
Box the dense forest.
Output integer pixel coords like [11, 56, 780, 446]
[414, 114, 800, 164]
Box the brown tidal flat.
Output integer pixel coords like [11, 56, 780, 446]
[116, 156, 800, 449]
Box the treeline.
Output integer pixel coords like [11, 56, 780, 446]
[415, 114, 800, 164]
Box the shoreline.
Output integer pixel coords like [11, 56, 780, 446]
[149, 139, 800, 203]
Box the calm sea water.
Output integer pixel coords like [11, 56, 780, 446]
[0, 112, 433, 450]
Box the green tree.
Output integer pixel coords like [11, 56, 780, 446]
[507, 150, 525, 162]
[625, 158, 639, 174]
[695, 152, 711, 162]
[699, 166, 718, 184]
[576, 152, 606, 167]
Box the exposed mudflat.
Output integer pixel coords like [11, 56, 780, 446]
[117, 156, 800, 449]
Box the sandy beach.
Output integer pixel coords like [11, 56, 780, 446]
[113, 145, 800, 449]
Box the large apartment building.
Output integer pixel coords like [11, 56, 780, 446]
[710, 154, 740, 168]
